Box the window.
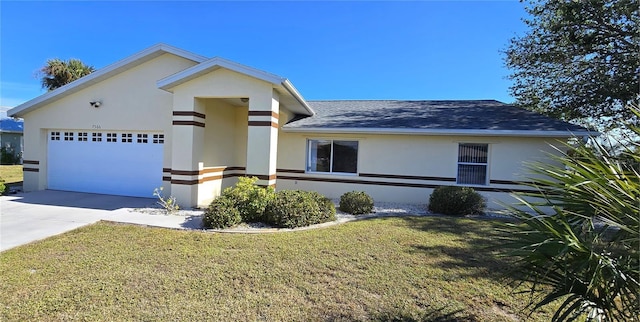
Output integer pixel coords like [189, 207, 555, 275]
[106, 133, 117, 142]
[92, 132, 102, 142]
[121, 133, 133, 143]
[78, 132, 88, 142]
[457, 143, 488, 185]
[307, 139, 358, 174]
[152, 134, 164, 144]
[50, 131, 60, 141]
[137, 133, 148, 143]
[64, 132, 74, 141]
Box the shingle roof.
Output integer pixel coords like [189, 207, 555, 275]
[283, 100, 591, 135]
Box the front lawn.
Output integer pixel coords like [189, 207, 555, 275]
[0, 217, 554, 321]
[0, 165, 23, 184]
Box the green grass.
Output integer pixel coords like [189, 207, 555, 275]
[0, 217, 555, 321]
[0, 165, 23, 184]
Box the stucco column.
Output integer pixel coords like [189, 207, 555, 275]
[245, 91, 279, 187]
[170, 97, 205, 207]
[21, 128, 48, 192]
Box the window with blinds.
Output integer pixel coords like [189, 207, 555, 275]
[457, 143, 488, 185]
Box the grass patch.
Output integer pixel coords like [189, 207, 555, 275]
[0, 217, 555, 321]
[0, 165, 23, 184]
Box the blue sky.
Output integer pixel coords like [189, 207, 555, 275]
[0, 1, 528, 108]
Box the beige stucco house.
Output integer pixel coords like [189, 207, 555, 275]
[9, 44, 592, 208]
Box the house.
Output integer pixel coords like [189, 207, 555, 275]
[8, 44, 592, 209]
[0, 107, 23, 164]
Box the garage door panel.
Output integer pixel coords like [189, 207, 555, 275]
[47, 131, 164, 198]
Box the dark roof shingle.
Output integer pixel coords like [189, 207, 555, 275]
[283, 100, 589, 133]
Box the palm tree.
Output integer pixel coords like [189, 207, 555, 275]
[500, 104, 639, 321]
[39, 58, 95, 91]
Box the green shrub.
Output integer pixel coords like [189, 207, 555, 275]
[264, 190, 335, 228]
[0, 147, 18, 165]
[428, 186, 485, 216]
[339, 191, 374, 215]
[202, 197, 241, 229]
[0, 182, 5, 195]
[308, 191, 337, 222]
[222, 176, 275, 222]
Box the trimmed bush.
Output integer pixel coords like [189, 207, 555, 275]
[339, 191, 374, 215]
[428, 186, 485, 216]
[308, 191, 337, 223]
[202, 197, 241, 229]
[264, 190, 336, 228]
[222, 176, 275, 222]
[0, 182, 5, 195]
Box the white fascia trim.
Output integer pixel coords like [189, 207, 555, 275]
[157, 56, 285, 91]
[281, 127, 598, 137]
[9, 43, 207, 117]
[281, 79, 315, 116]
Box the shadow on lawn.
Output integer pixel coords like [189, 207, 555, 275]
[325, 306, 469, 322]
[395, 216, 513, 281]
[369, 307, 470, 322]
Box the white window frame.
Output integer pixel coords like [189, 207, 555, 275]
[92, 132, 103, 142]
[306, 139, 359, 175]
[106, 133, 117, 143]
[152, 134, 164, 144]
[122, 133, 133, 143]
[50, 131, 60, 141]
[137, 133, 148, 144]
[456, 143, 489, 186]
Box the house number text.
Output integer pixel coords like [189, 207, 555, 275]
[92, 125, 102, 129]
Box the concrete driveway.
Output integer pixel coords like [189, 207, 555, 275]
[1, 190, 202, 252]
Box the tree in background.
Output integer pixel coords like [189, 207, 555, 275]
[39, 58, 95, 91]
[505, 0, 638, 131]
[501, 104, 639, 321]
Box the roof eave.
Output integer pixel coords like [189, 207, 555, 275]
[280, 80, 314, 116]
[281, 127, 598, 138]
[9, 43, 207, 118]
[156, 58, 315, 116]
[157, 57, 285, 91]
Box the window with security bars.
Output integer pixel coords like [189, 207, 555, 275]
[78, 132, 88, 142]
[152, 134, 164, 144]
[106, 133, 117, 142]
[137, 134, 148, 143]
[457, 143, 488, 185]
[64, 132, 74, 141]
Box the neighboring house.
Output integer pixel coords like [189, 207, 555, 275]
[8, 44, 592, 208]
[0, 107, 24, 164]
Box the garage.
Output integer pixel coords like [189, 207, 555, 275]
[47, 130, 164, 198]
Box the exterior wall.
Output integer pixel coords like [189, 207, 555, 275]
[276, 131, 567, 209]
[194, 99, 249, 206]
[201, 99, 247, 167]
[20, 53, 199, 192]
[167, 68, 278, 206]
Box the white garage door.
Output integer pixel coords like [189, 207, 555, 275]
[47, 130, 164, 198]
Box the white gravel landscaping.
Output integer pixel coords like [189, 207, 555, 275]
[126, 199, 509, 232]
[128, 200, 435, 232]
